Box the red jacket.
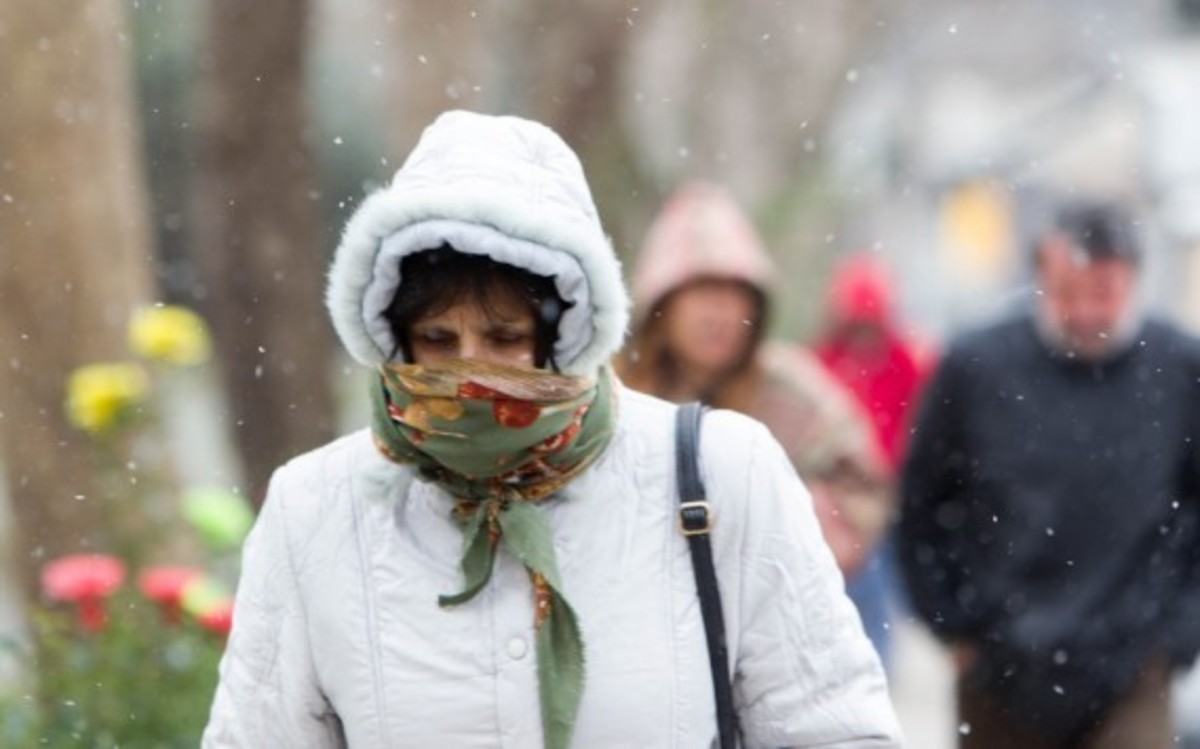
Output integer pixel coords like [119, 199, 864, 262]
[815, 255, 934, 471]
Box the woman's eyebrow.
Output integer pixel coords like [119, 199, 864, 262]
[486, 318, 533, 330]
[412, 322, 454, 333]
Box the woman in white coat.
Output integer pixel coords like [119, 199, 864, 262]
[202, 110, 902, 749]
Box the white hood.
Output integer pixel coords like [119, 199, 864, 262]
[326, 110, 630, 376]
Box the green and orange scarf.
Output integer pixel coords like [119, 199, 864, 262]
[370, 358, 616, 749]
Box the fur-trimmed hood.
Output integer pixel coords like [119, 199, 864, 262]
[326, 110, 630, 376]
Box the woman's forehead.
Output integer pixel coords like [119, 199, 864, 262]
[412, 294, 534, 326]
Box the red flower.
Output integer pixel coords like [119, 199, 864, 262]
[41, 554, 126, 632]
[197, 601, 234, 636]
[493, 399, 541, 429]
[138, 565, 203, 624]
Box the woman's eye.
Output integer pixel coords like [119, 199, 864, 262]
[415, 331, 453, 346]
[490, 331, 529, 345]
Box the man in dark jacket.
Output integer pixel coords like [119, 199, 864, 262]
[900, 200, 1200, 749]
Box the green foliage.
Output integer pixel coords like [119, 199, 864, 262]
[1, 588, 223, 748]
[3, 296, 239, 745]
[5, 301, 241, 746]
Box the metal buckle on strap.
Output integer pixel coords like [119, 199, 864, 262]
[679, 501, 713, 536]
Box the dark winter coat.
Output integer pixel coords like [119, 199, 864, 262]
[900, 313, 1200, 739]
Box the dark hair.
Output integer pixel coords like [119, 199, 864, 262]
[382, 245, 569, 370]
[1050, 201, 1141, 265]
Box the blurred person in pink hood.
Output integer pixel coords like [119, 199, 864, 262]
[617, 182, 893, 587]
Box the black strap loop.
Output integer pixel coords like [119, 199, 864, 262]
[675, 402, 739, 749]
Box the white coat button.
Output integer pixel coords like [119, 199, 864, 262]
[506, 637, 528, 660]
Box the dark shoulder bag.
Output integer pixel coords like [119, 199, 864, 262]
[675, 402, 739, 749]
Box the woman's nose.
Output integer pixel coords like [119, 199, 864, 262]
[456, 333, 482, 361]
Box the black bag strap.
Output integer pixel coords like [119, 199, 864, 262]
[675, 402, 739, 749]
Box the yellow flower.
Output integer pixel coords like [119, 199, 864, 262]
[128, 305, 212, 366]
[66, 363, 150, 434]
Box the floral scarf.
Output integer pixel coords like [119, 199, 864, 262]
[370, 358, 616, 749]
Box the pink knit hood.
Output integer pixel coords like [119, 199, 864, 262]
[631, 182, 775, 318]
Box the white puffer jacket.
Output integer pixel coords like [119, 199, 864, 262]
[203, 387, 901, 748]
[203, 110, 902, 747]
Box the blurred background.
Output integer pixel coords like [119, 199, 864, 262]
[2, 0, 1200, 745]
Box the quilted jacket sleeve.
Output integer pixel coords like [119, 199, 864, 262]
[719, 418, 903, 748]
[202, 467, 345, 748]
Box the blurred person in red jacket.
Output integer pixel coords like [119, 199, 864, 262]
[815, 254, 935, 471]
[618, 182, 893, 600]
[813, 253, 936, 670]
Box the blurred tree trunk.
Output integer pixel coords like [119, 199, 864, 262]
[626, 1, 893, 206]
[387, 0, 652, 254]
[500, 1, 632, 148]
[389, 0, 487, 152]
[505, 0, 653, 256]
[0, 1, 156, 598]
[389, 0, 634, 148]
[191, 0, 336, 505]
